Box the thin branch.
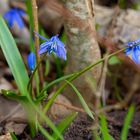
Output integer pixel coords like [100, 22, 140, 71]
[96, 52, 109, 108]
[0, 104, 22, 123]
[54, 101, 85, 113]
[85, 0, 94, 18]
[54, 72, 139, 115]
[84, 0, 97, 35]
[96, 73, 140, 114]
[124, 74, 140, 103]
[31, 0, 44, 86]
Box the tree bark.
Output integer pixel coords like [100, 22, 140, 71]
[63, 0, 102, 107]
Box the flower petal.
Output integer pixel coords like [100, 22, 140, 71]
[57, 38, 65, 48]
[14, 13, 24, 29]
[40, 41, 52, 49]
[134, 38, 140, 45]
[55, 44, 67, 60]
[125, 47, 132, 55]
[132, 46, 140, 64]
[37, 33, 67, 60]
[18, 9, 26, 16]
[38, 46, 49, 54]
[126, 41, 134, 47]
[3, 8, 25, 29]
[39, 41, 53, 54]
[53, 36, 66, 60]
[27, 52, 36, 71]
[35, 32, 48, 41]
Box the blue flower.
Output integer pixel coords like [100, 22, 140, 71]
[125, 39, 140, 64]
[3, 8, 26, 29]
[27, 52, 36, 71]
[36, 33, 67, 60]
[126, 38, 140, 47]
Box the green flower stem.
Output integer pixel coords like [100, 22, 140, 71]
[27, 55, 46, 99]
[43, 47, 126, 113]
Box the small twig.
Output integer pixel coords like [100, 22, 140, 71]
[96, 52, 109, 107]
[54, 100, 121, 116]
[96, 103, 122, 114]
[0, 104, 22, 123]
[93, 52, 109, 130]
[31, 0, 44, 86]
[84, 0, 96, 34]
[54, 72, 139, 116]
[52, 73, 138, 115]
[124, 73, 140, 103]
[54, 101, 85, 113]
[96, 73, 140, 114]
[107, 6, 120, 37]
[101, 54, 109, 106]
[85, 0, 94, 18]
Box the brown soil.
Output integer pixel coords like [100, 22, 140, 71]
[33, 110, 140, 140]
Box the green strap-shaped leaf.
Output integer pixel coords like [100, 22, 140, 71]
[100, 114, 115, 140]
[52, 112, 78, 140]
[66, 80, 94, 119]
[121, 104, 135, 140]
[10, 132, 18, 140]
[0, 16, 29, 96]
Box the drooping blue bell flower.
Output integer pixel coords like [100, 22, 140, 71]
[125, 38, 140, 64]
[3, 8, 26, 29]
[36, 33, 67, 60]
[27, 52, 36, 71]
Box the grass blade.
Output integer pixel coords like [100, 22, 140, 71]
[28, 100, 63, 140]
[100, 114, 115, 140]
[41, 73, 76, 95]
[121, 104, 135, 140]
[38, 123, 54, 140]
[1, 90, 63, 140]
[93, 131, 101, 140]
[0, 16, 29, 96]
[43, 48, 125, 112]
[10, 132, 18, 140]
[52, 112, 78, 140]
[66, 80, 94, 119]
[25, 0, 34, 51]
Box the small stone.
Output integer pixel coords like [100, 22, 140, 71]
[48, 94, 73, 120]
[5, 122, 26, 135]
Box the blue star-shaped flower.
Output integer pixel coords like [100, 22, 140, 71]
[125, 39, 140, 64]
[27, 52, 36, 71]
[3, 8, 26, 29]
[36, 33, 67, 60]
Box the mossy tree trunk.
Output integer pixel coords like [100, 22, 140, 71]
[63, 0, 102, 107]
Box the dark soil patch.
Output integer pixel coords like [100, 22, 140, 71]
[107, 111, 140, 140]
[33, 111, 140, 140]
[64, 114, 93, 140]
[33, 113, 93, 140]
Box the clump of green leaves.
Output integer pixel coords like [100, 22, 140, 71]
[93, 104, 135, 140]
